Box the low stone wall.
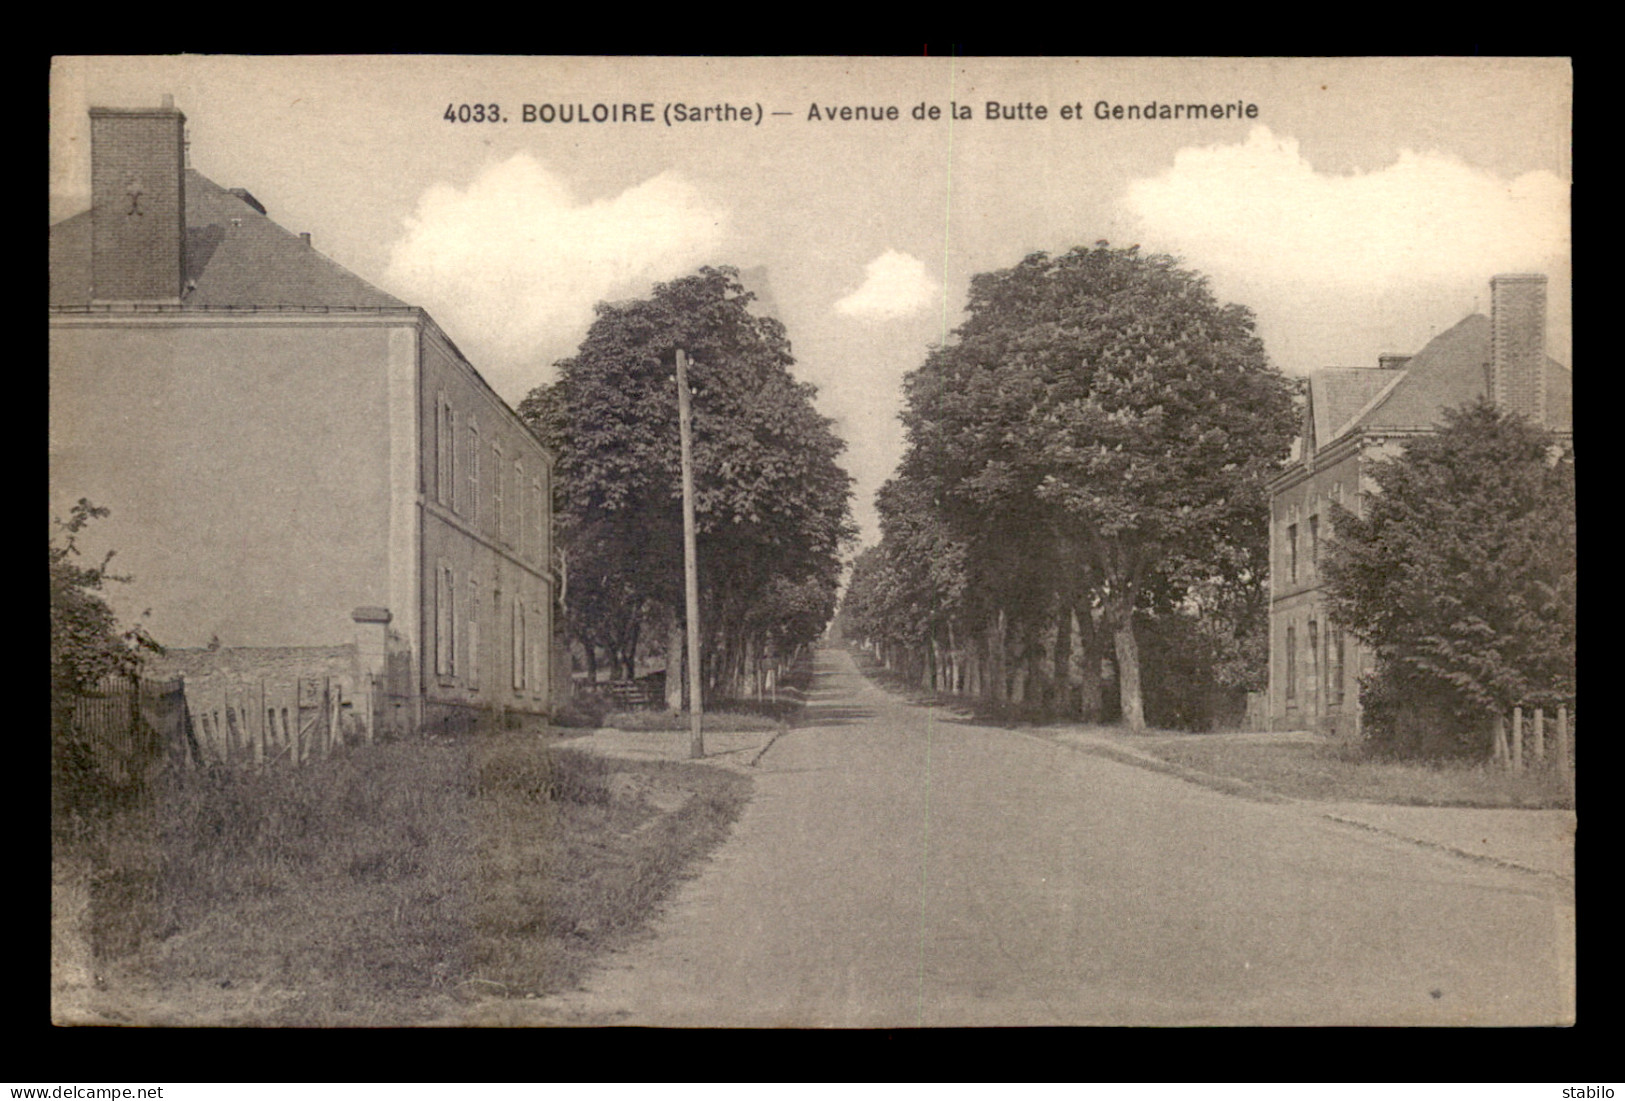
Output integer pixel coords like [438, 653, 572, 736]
[145, 645, 359, 683]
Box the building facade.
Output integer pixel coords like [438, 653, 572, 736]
[1266, 274, 1572, 736]
[49, 100, 555, 731]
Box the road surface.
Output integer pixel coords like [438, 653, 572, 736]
[545, 647, 1575, 1027]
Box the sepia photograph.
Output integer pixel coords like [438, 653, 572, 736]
[48, 55, 1574, 1028]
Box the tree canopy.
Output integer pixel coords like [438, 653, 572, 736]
[1323, 399, 1575, 757]
[520, 266, 854, 701]
[856, 243, 1297, 729]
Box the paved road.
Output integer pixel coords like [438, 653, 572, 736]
[546, 648, 1575, 1027]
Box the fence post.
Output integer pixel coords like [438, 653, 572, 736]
[1512, 705, 1523, 772]
[252, 678, 265, 767]
[292, 677, 304, 768]
[127, 672, 141, 783]
[1491, 712, 1508, 766]
[324, 676, 336, 758]
[216, 687, 230, 766]
[1532, 707, 1545, 764]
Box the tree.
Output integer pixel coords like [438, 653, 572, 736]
[50, 500, 164, 809]
[1323, 399, 1576, 758]
[899, 244, 1297, 729]
[520, 266, 855, 704]
[50, 500, 162, 712]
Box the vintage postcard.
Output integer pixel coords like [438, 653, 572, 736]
[49, 56, 1573, 1028]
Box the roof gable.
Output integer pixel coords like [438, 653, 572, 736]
[1304, 367, 1402, 452]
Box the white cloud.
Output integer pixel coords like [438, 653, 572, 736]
[834, 249, 940, 320]
[1123, 125, 1569, 288]
[384, 155, 728, 395]
[1119, 125, 1572, 373]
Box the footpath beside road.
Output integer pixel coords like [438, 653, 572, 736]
[1050, 730, 1577, 881]
[555, 726, 782, 774]
[510, 647, 1572, 1028]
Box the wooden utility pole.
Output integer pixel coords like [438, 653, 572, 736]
[676, 349, 704, 759]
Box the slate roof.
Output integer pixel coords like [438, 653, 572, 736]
[1304, 367, 1402, 452]
[49, 170, 407, 309]
[1307, 312, 1573, 453]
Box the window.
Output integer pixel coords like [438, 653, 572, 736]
[493, 442, 504, 541]
[435, 561, 455, 677]
[1329, 626, 1345, 705]
[467, 577, 480, 690]
[467, 416, 480, 526]
[1307, 620, 1320, 707]
[1309, 514, 1320, 568]
[436, 393, 455, 508]
[528, 600, 544, 695]
[1287, 523, 1299, 583]
[512, 459, 524, 549]
[512, 596, 526, 690]
[531, 477, 544, 563]
[1284, 624, 1296, 701]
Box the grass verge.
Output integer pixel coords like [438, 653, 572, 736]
[1123, 734, 1573, 810]
[846, 646, 1572, 810]
[53, 731, 750, 1026]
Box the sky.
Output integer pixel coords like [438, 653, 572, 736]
[50, 56, 1572, 546]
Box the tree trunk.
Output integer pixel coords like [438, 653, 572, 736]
[1028, 620, 1048, 710]
[665, 616, 685, 712]
[1113, 611, 1145, 732]
[990, 612, 1008, 703]
[622, 619, 641, 682]
[1052, 604, 1073, 715]
[1073, 606, 1103, 722]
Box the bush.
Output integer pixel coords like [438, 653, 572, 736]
[475, 743, 611, 805]
[550, 698, 608, 729]
[1358, 664, 1489, 760]
[51, 500, 163, 817]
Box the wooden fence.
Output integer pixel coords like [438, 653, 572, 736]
[65, 674, 186, 784]
[64, 670, 378, 780]
[1491, 703, 1575, 774]
[184, 673, 372, 768]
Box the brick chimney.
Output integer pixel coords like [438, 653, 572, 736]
[1489, 273, 1548, 426]
[89, 99, 186, 304]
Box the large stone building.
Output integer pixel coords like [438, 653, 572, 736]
[49, 99, 556, 733]
[1265, 274, 1572, 736]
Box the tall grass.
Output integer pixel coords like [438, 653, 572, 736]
[55, 732, 749, 1025]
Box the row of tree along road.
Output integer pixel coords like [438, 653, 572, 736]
[844, 244, 1297, 732]
[519, 267, 855, 710]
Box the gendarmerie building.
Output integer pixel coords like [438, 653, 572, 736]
[1265, 273, 1572, 736]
